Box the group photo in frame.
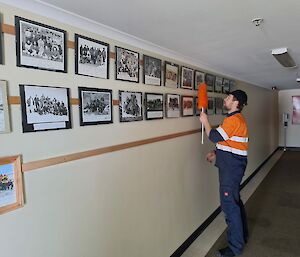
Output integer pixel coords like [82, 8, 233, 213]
[19, 84, 71, 132]
[215, 76, 223, 93]
[194, 70, 205, 90]
[181, 67, 194, 90]
[222, 78, 230, 94]
[75, 34, 109, 79]
[165, 62, 179, 88]
[15, 16, 67, 73]
[78, 87, 112, 126]
[194, 97, 200, 116]
[181, 96, 194, 116]
[215, 97, 224, 115]
[144, 93, 164, 120]
[115, 46, 139, 83]
[205, 73, 216, 92]
[0, 155, 24, 215]
[207, 97, 215, 115]
[165, 93, 180, 118]
[143, 55, 162, 86]
[0, 80, 10, 133]
[119, 90, 143, 122]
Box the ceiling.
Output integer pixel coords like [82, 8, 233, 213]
[9, 0, 300, 90]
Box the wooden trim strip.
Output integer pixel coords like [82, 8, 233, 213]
[1, 24, 15, 35]
[22, 129, 201, 172]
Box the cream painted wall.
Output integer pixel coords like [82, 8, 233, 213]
[278, 89, 300, 147]
[0, 3, 278, 257]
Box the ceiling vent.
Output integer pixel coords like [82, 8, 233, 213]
[271, 47, 297, 68]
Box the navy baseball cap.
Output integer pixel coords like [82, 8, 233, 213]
[230, 90, 248, 106]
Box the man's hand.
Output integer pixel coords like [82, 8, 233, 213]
[206, 150, 216, 163]
[199, 112, 208, 125]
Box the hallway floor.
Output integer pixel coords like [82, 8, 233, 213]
[205, 150, 300, 257]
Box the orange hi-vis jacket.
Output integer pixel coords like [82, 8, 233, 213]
[215, 112, 248, 156]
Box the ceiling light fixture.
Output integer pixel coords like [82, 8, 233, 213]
[271, 47, 297, 68]
[251, 18, 263, 27]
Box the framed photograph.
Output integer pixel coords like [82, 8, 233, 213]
[165, 62, 179, 88]
[207, 97, 215, 115]
[229, 80, 236, 91]
[194, 97, 200, 116]
[181, 67, 194, 90]
[19, 84, 71, 132]
[143, 55, 162, 86]
[194, 70, 205, 90]
[181, 96, 194, 116]
[78, 87, 112, 126]
[0, 80, 10, 133]
[145, 93, 163, 120]
[75, 34, 109, 79]
[0, 155, 24, 215]
[215, 76, 223, 93]
[222, 78, 230, 94]
[215, 97, 224, 115]
[0, 18, 3, 65]
[166, 94, 180, 118]
[115, 46, 139, 83]
[205, 74, 216, 92]
[119, 90, 143, 122]
[292, 96, 300, 124]
[15, 16, 67, 73]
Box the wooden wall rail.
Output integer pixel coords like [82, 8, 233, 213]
[22, 129, 202, 172]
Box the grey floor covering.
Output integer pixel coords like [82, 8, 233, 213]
[205, 150, 300, 257]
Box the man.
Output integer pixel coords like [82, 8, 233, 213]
[199, 90, 249, 257]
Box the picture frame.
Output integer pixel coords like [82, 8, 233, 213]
[229, 80, 236, 91]
[0, 80, 10, 133]
[119, 90, 143, 122]
[165, 93, 180, 118]
[194, 97, 200, 116]
[75, 34, 109, 79]
[144, 93, 164, 120]
[115, 46, 139, 83]
[207, 97, 215, 115]
[194, 70, 205, 90]
[78, 87, 113, 126]
[181, 67, 194, 90]
[0, 17, 3, 65]
[215, 76, 223, 93]
[215, 97, 224, 115]
[181, 96, 194, 116]
[19, 84, 72, 132]
[205, 73, 216, 92]
[165, 62, 179, 88]
[292, 96, 300, 124]
[143, 55, 162, 86]
[15, 16, 67, 73]
[222, 78, 230, 94]
[0, 155, 24, 215]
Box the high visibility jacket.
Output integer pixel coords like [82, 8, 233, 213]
[209, 111, 248, 157]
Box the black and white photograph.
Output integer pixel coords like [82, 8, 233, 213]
[15, 16, 67, 73]
[75, 34, 109, 79]
[207, 97, 215, 115]
[222, 78, 230, 94]
[116, 46, 139, 83]
[0, 80, 10, 133]
[205, 73, 216, 92]
[119, 90, 143, 122]
[143, 55, 161, 86]
[19, 84, 71, 132]
[78, 87, 112, 126]
[165, 62, 179, 88]
[194, 70, 205, 90]
[145, 93, 163, 120]
[215, 76, 223, 93]
[194, 97, 200, 116]
[166, 93, 180, 118]
[215, 97, 224, 115]
[229, 80, 236, 91]
[181, 96, 194, 116]
[181, 67, 194, 90]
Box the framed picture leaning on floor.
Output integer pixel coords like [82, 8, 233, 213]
[15, 16, 67, 73]
[75, 34, 109, 79]
[78, 87, 112, 126]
